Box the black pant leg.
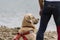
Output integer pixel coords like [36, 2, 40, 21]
[53, 3, 60, 40]
[36, 2, 52, 40]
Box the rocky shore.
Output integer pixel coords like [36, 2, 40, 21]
[0, 25, 57, 40]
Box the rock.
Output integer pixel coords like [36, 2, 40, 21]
[0, 38, 4, 40]
[0, 25, 57, 40]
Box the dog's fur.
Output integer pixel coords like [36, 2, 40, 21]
[18, 13, 39, 40]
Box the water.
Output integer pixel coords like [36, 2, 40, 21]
[0, 0, 56, 31]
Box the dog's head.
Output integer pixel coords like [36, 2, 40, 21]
[20, 13, 39, 33]
[24, 14, 39, 24]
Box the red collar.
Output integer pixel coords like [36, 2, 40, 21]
[22, 26, 35, 29]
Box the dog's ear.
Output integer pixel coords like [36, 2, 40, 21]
[25, 16, 31, 23]
[26, 20, 31, 23]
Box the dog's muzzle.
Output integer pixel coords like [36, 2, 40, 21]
[33, 18, 39, 24]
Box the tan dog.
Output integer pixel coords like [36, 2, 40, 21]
[13, 13, 39, 40]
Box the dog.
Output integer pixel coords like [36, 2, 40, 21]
[13, 13, 39, 40]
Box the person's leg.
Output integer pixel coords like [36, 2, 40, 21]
[36, 15, 51, 40]
[36, 2, 52, 40]
[53, 10, 60, 40]
[53, 2, 60, 40]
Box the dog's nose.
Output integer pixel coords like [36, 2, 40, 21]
[37, 18, 39, 20]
